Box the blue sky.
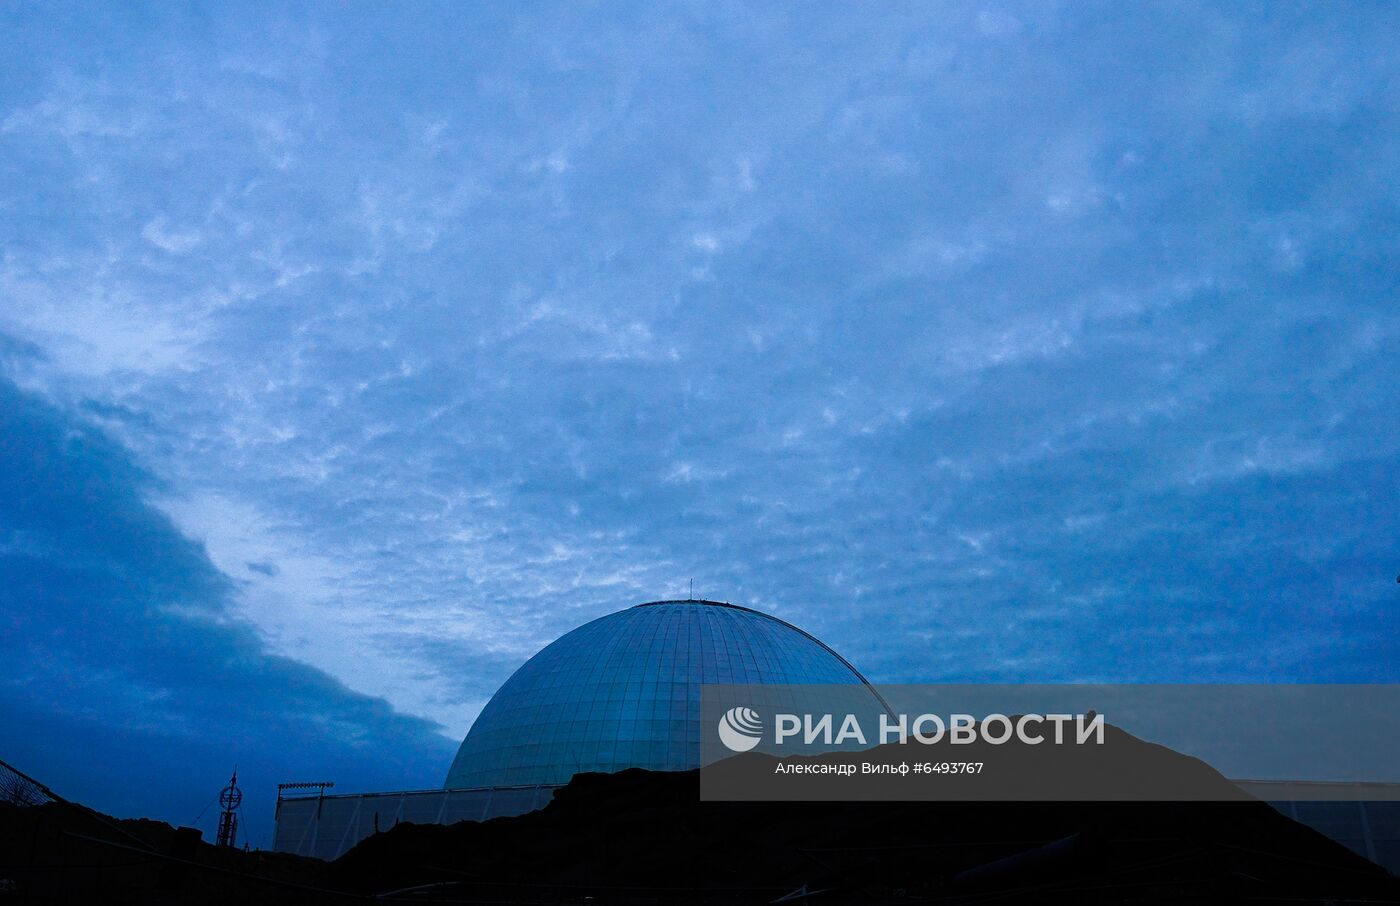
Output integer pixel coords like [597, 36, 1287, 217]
[2, 2, 1397, 839]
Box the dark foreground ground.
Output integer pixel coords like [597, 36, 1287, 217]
[2, 763, 1398, 905]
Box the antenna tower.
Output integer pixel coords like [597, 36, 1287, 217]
[216, 769, 241, 847]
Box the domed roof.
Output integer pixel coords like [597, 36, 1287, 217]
[445, 599, 876, 788]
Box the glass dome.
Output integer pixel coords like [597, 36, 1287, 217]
[445, 599, 876, 788]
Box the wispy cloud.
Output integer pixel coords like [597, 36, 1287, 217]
[0, 0, 1397, 824]
[0, 377, 454, 836]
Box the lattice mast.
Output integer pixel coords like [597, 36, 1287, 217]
[215, 769, 241, 847]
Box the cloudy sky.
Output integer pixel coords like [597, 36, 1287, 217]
[2, 2, 1397, 839]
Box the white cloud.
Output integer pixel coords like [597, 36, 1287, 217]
[4, 1, 1397, 743]
[141, 217, 202, 253]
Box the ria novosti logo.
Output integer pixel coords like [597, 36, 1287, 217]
[717, 706, 764, 752]
[715, 704, 1106, 752]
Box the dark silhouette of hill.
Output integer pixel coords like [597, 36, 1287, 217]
[2, 723, 1396, 903]
[0, 799, 341, 905]
[329, 729, 1399, 903]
